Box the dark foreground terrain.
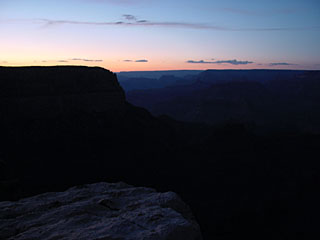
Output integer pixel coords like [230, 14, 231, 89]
[1, 182, 203, 240]
[0, 66, 320, 239]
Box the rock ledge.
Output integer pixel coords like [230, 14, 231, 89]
[0, 182, 202, 240]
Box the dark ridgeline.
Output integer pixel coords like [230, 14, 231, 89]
[118, 70, 201, 91]
[1, 66, 320, 240]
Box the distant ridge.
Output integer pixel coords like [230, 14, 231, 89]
[117, 70, 204, 79]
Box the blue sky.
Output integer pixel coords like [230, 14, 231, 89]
[0, 0, 319, 71]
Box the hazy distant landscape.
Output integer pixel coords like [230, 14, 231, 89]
[124, 70, 320, 133]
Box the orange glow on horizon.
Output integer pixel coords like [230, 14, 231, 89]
[1, 60, 312, 72]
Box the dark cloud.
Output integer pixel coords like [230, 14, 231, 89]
[122, 15, 148, 23]
[123, 59, 148, 62]
[123, 14, 137, 21]
[71, 58, 103, 62]
[215, 59, 253, 65]
[135, 59, 148, 62]
[187, 60, 212, 64]
[269, 62, 295, 66]
[57, 60, 68, 63]
[187, 59, 253, 65]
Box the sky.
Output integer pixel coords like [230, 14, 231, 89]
[0, 0, 320, 71]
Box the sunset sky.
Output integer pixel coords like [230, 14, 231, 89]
[1, 0, 319, 72]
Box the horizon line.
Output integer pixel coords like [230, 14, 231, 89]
[1, 65, 319, 72]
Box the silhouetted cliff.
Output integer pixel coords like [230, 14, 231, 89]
[0, 66, 125, 118]
[0, 66, 174, 200]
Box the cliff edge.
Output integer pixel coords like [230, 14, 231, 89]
[0, 66, 126, 117]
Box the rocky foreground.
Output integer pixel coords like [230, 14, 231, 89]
[0, 182, 202, 240]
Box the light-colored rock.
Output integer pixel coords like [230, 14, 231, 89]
[0, 182, 202, 240]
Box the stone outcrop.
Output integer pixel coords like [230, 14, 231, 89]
[0, 182, 202, 240]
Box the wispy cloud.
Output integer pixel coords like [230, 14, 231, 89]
[39, 58, 102, 63]
[187, 60, 213, 64]
[269, 62, 295, 66]
[35, 18, 226, 30]
[71, 58, 103, 62]
[215, 59, 253, 65]
[4, 17, 318, 32]
[123, 59, 148, 62]
[187, 59, 253, 65]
